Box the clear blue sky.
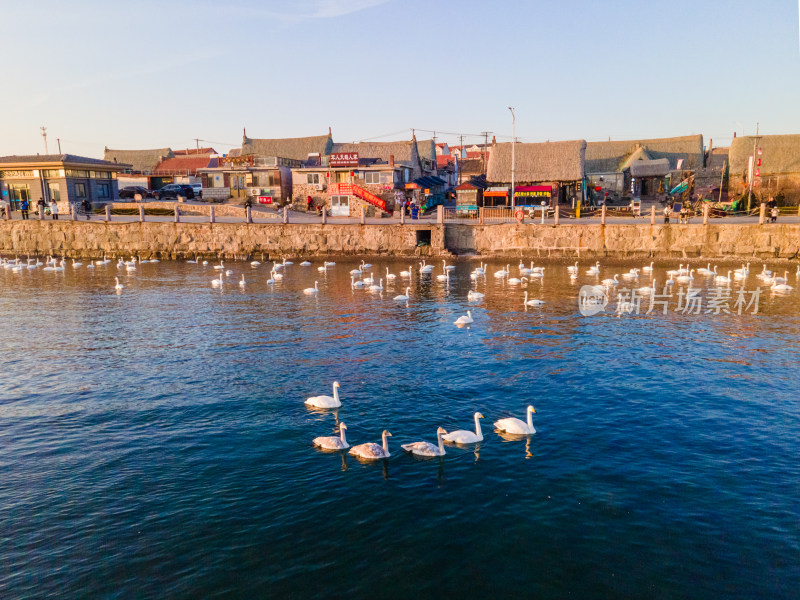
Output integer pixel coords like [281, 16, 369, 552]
[2, 0, 798, 157]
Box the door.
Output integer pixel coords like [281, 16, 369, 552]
[231, 174, 246, 198]
[330, 195, 349, 217]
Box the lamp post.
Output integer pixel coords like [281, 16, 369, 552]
[508, 107, 516, 210]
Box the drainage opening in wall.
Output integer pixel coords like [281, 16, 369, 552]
[416, 229, 432, 247]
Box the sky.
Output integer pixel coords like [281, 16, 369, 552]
[1, 0, 799, 157]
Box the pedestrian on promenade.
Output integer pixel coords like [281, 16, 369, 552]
[81, 198, 92, 220]
[37, 197, 46, 218]
[770, 206, 779, 223]
[663, 205, 671, 224]
[1, 196, 9, 219]
[307, 195, 313, 212]
[50, 199, 59, 220]
[20, 198, 30, 220]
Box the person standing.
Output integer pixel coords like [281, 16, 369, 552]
[37, 197, 46, 218]
[20, 198, 29, 220]
[770, 206, 779, 223]
[663, 205, 671, 224]
[81, 198, 92, 220]
[1, 195, 9, 219]
[306, 195, 313, 212]
[50, 199, 59, 220]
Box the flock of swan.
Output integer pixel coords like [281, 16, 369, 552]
[306, 381, 536, 459]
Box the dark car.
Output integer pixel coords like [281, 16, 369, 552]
[119, 186, 153, 199]
[155, 184, 195, 200]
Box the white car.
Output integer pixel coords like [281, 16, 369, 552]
[191, 183, 203, 199]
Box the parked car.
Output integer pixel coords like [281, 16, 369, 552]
[191, 183, 203, 199]
[155, 184, 195, 200]
[119, 186, 153, 199]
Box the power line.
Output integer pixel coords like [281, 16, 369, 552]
[356, 129, 410, 142]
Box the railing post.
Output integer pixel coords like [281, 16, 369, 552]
[553, 206, 559, 226]
[174, 205, 180, 223]
[71, 204, 77, 221]
[437, 204, 443, 224]
[105, 204, 111, 222]
[139, 204, 145, 222]
[322, 208, 327, 224]
[210, 206, 215, 223]
[601, 204, 607, 225]
[400, 206, 405, 225]
[246, 206, 252, 224]
[283, 206, 289, 224]
[650, 205, 655, 225]
[39, 206, 45, 220]
[703, 203, 709, 225]
[759, 202, 766, 225]
[5, 205, 11, 220]
[360, 205, 365, 225]
[479, 206, 485, 225]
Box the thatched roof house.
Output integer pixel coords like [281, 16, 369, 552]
[241, 132, 333, 161]
[103, 147, 174, 173]
[486, 140, 586, 183]
[585, 134, 704, 174]
[330, 138, 436, 179]
[728, 134, 800, 177]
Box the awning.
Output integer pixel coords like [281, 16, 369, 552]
[483, 190, 508, 197]
[413, 175, 446, 188]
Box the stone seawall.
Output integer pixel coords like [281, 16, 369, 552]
[0, 221, 798, 260]
[0, 221, 445, 260]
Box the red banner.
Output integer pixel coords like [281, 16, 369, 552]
[330, 153, 359, 167]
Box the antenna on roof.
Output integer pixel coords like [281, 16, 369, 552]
[40, 126, 48, 154]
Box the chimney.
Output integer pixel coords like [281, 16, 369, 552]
[328, 126, 332, 136]
[733, 131, 737, 138]
[492, 135, 496, 144]
[389, 154, 394, 167]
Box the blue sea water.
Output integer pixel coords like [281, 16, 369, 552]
[1, 258, 798, 599]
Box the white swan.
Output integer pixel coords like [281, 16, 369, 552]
[150, 258, 160, 263]
[419, 260, 434, 273]
[523, 291, 544, 306]
[349, 430, 392, 459]
[351, 276, 366, 289]
[637, 280, 656, 295]
[303, 281, 319, 295]
[567, 261, 579, 274]
[400, 266, 412, 278]
[715, 270, 732, 284]
[211, 273, 223, 287]
[507, 276, 527, 285]
[72, 259, 83, 268]
[225, 269, 233, 276]
[393, 287, 410, 301]
[494, 264, 510, 278]
[214, 260, 224, 270]
[305, 381, 341, 408]
[402, 427, 448, 457]
[436, 269, 450, 282]
[443, 259, 455, 272]
[642, 261, 654, 273]
[773, 270, 789, 285]
[467, 290, 485, 301]
[666, 264, 683, 276]
[454, 310, 473, 325]
[443, 412, 484, 444]
[273, 269, 284, 281]
[267, 271, 275, 285]
[586, 261, 600, 275]
[621, 269, 639, 280]
[385, 267, 397, 280]
[349, 266, 363, 275]
[368, 278, 383, 292]
[676, 269, 694, 283]
[697, 263, 714, 276]
[601, 274, 619, 286]
[313, 422, 349, 451]
[360, 260, 372, 269]
[494, 405, 536, 435]
[317, 264, 328, 272]
[283, 258, 294, 266]
[771, 281, 794, 292]
[114, 277, 124, 290]
[239, 275, 246, 287]
[300, 261, 311, 266]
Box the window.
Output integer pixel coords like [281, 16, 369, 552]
[66, 169, 90, 178]
[97, 183, 110, 199]
[75, 183, 86, 198]
[363, 171, 380, 185]
[95, 171, 112, 179]
[42, 169, 62, 178]
[49, 183, 61, 202]
[307, 173, 320, 185]
[8, 184, 30, 209]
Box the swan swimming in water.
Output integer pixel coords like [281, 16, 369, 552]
[351, 276, 366, 289]
[239, 275, 246, 287]
[211, 273, 223, 287]
[494, 405, 536, 435]
[349, 430, 392, 459]
[454, 310, 473, 325]
[442, 412, 484, 444]
[467, 290, 485, 301]
[393, 287, 410, 301]
[303, 281, 319, 295]
[313, 422, 349, 450]
[523, 291, 544, 306]
[305, 381, 342, 408]
[114, 277, 124, 290]
[402, 427, 448, 457]
[300, 261, 311, 266]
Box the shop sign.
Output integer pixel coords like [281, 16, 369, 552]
[220, 155, 254, 167]
[514, 185, 552, 198]
[257, 196, 273, 204]
[330, 152, 359, 167]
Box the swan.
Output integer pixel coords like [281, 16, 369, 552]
[349, 266, 363, 275]
[642, 261, 654, 273]
[666, 275, 674, 286]
[621, 269, 639, 280]
[138, 255, 149, 264]
[385, 267, 397, 280]
[96, 255, 110, 265]
[317, 264, 328, 272]
[454, 310, 473, 325]
[283, 258, 294, 266]
[53, 259, 65, 272]
[214, 260, 224, 270]
[303, 281, 319, 295]
[586, 261, 600, 275]
[239, 275, 246, 287]
[313, 422, 349, 451]
[734, 262, 750, 276]
[494, 264, 510, 278]
[300, 261, 312, 266]
[362, 273, 374, 285]
[771, 281, 794, 292]
[566, 261, 579, 274]
[251, 260, 261, 266]
[443, 259, 455, 272]
[114, 277, 124, 290]
[676, 269, 694, 283]
[267, 271, 275, 285]
[305, 381, 342, 408]
[351, 276, 366, 289]
[273, 269, 284, 281]
[400, 266, 412, 278]
[150, 258, 160, 263]
[368, 278, 383, 292]
[402, 427, 448, 457]
[494, 405, 536, 435]
[86, 263, 94, 269]
[601, 274, 619, 286]
[211, 273, 223, 287]
[757, 265, 773, 280]
[349, 430, 392, 460]
[666, 264, 683, 276]
[443, 412, 484, 444]
[473, 263, 486, 275]
[393, 287, 410, 301]
[436, 270, 450, 282]
[72, 259, 83, 268]
[419, 260, 434, 273]
[523, 291, 544, 306]
[225, 269, 233, 276]
[202, 260, 208, 265]
[467, 290, 485, 301]
[637, 280, 656, 295]
[715, 270, 732, 284]
[528, 269, 544, 279]
[697, 263, 714, 276]
[507, 276, 527, 285]
[360, 260, 372, 269]
[773, 270, 789, 285]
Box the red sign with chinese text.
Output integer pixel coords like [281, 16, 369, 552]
[257, 196, 273, 204]
[330, 153, 359, 167]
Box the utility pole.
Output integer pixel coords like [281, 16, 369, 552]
[57, 138, 62, 154]
[40, 126, 48, 154]
[480, 131, 492, 174]
[747, 122, 761, 212]
[458, 135, 464, 184]
[194, 138, 200, 153]
[508, 108, 516, 210]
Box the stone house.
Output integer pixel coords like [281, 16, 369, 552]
[486, 140, 586, 207]
[0, 154, 128, 209]
[728, 134, 800, 205]
[104, 147, 174, 190]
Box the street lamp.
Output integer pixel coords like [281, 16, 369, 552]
[508, 107, 515, 210]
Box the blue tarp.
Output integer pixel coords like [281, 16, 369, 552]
[670, 180, 688, 195]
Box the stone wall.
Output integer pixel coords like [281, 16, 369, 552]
[108, 202, 279, 219]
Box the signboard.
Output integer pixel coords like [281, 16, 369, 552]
[219, 155, 254, 167]
[330, 183, 353, 195]
[514, 185, 552, 198]
[330, 152, 359, 167]
[257, 196, 273, 204]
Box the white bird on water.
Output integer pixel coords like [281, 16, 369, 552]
[523, 291, 544, 306]
[402, 427, 448, 457]
[313, 422, 349, 451]
[393, 287, 410, 301]
[467, 290, 485, 301]
[351, 276, 366, 289]
[349, 430, 392, 460]
[494, 405, 536, 435]
[586, 261, 600, 275]
[385, 267, 397, 280]
[369, 278, 383, 292]
[304, 281, 320, 295]
[454, 310, 473, 325]
[443, 412, 484, 444]
[114, 277, 124, 290]
[300, 261, 311, 267]
[239, 275, 246, 287]
[211, 273, 223, 287]
[305, 381, 342, 408]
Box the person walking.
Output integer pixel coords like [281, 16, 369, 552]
[770, 206, 779, 223]
[663, 205, 671, 224]
[81, 198, 92, 220]
[50, 199, 59, 220]
[37, 197, 46, 218]
[306, 195, 313, 212]
[20, 198, 30, 220]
